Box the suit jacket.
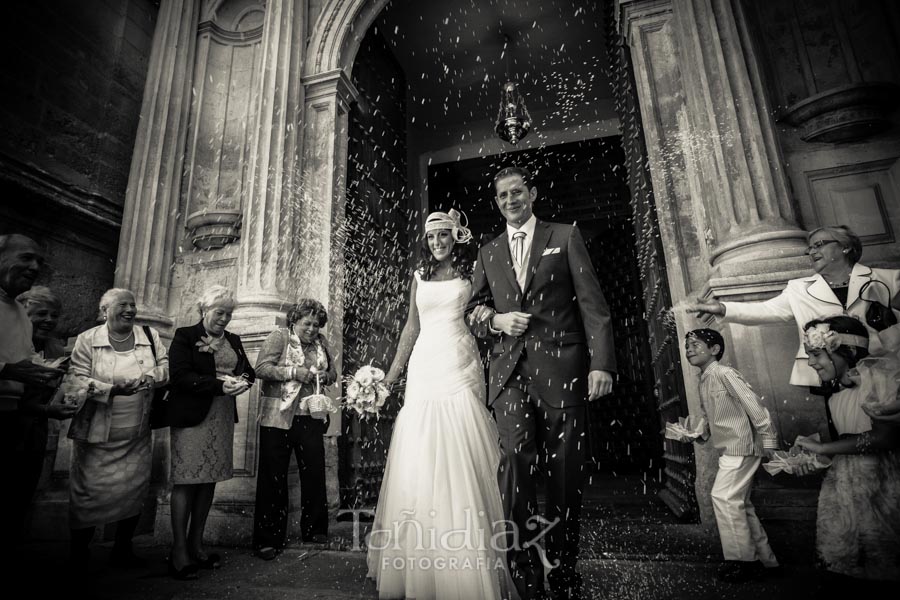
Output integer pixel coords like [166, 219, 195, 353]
[255, 328, 337, 430]
[167, 321, 256, 428]
[721, 263, 900, 387]
[468, 220, 616, 407]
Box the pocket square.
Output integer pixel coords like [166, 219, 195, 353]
[542, 247, 561, 256]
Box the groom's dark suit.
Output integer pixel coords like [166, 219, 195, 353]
[468, 219, 615, 598]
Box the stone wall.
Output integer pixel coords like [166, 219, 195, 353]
[0, 0, 159, 336]
[0, 0, 160, 540]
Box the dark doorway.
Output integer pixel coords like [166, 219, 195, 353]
[340, 25, 413, 512]
[426, 137, 662, 479]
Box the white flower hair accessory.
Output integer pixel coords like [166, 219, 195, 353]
[424, 208, 473, 244]
[803, 322, 869, 352]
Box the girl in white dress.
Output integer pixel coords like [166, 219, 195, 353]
[366, 210, 517, 600]
[795, 316, 900, 582]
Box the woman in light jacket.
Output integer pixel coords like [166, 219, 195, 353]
[689, 225, 900, 387]
[67, 288, 168, 569]
[252, 299, 336, 560]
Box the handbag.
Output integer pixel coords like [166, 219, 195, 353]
[859, 280, 898, 332]
[143, 325, 170, 429]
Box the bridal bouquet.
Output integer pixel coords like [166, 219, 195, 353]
[343, 365, 390, 417]
[763, 434, 832, 476]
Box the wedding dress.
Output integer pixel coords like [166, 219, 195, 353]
[367, 271, 517, 600]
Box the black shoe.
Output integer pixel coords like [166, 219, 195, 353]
[109, 548, 147, 569]
[166, 557, 199, 580]
[717, 561, 763, 583]
[253, 546, 278, 561]
[192, 552, 221, 569]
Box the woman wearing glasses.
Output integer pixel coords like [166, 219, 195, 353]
[688, 225, 900, 387]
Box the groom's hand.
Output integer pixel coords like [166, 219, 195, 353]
[588, 370, 614, 400]
[492, 312, 531, 337]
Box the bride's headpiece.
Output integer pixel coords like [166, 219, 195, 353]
[424, 209, 473, 244]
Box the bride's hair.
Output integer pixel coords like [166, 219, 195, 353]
[416, 232, 476, 281]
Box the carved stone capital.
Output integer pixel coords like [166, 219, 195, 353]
[781, 82, 900, 144]
[185, 208, 242, 249]
[302, 69, 360, 110]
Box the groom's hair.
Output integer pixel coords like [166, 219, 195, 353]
[493, 166, 533, 189]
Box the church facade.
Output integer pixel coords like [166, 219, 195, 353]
[3, 0, 898, 541]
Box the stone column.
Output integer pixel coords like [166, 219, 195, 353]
[234, 0, 307, 328]
[618, 0, 817, 526]
[115, 0, 200, 333]
[299, 69, 358, 506]
[680, 0, 808, 267]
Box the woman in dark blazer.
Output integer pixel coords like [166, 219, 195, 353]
[167, 285, 254, 578]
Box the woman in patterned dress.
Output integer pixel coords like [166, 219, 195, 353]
[167, 285, 255, 578]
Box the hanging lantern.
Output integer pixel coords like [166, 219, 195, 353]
[495, 80, 532, 145]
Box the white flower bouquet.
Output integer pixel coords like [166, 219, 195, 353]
[664, 415, 707, 443]
[343, 365, 390, 417]
[763, 434, 832, 476]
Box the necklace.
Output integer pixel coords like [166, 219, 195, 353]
[824, 276, 850, 287]
[108, 328, 134, 343]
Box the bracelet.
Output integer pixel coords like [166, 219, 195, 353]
[855, 431, 873, 454]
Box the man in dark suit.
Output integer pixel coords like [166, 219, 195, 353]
[467, 166, 616, 600]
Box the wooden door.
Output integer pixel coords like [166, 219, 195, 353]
[605, 2, 698, 519]
[339, 27, 412, 511]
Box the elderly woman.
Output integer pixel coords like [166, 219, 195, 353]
[689, 225, 900, 387]
[252, 299, 336, 560]
[167, 285, 254, 578]
[11, 287, 75, 544]
[66, 288, 168, 569]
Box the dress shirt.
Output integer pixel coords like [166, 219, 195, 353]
[506, 214, 537, 289]
[697, 361, 779, 457]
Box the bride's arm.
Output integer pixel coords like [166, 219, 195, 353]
[384, 276, 420, 386]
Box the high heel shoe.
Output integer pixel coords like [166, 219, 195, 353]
[192, 552, 221, 569]
[166, 557, 200, 580]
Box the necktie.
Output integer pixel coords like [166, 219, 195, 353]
[512, 231, 526, 270]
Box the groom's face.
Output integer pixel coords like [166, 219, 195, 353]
[494, 174, 536, 228]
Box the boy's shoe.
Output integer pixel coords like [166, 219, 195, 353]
[716, 560, 763, 583]
[253, 546, 278, 561]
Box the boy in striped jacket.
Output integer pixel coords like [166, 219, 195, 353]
[683, 328, 781, 583]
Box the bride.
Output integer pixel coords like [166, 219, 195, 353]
[367, 210, 517, 600]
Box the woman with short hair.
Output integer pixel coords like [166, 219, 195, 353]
[252, 298, 336, 560]
[66, 287, 168, 569]
[689, 225, 900, 387]
[167, 285, 254, 578]
[12, 287, 75, 544]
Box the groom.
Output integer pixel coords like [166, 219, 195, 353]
[467, 166, 616, 600]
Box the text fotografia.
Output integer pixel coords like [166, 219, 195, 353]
[339, 508, 561, 569]
[382, 556, 506, 571]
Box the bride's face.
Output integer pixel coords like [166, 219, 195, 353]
[426, 229, 455, 263]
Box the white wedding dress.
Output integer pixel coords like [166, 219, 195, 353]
[367, 271, 517, 600]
